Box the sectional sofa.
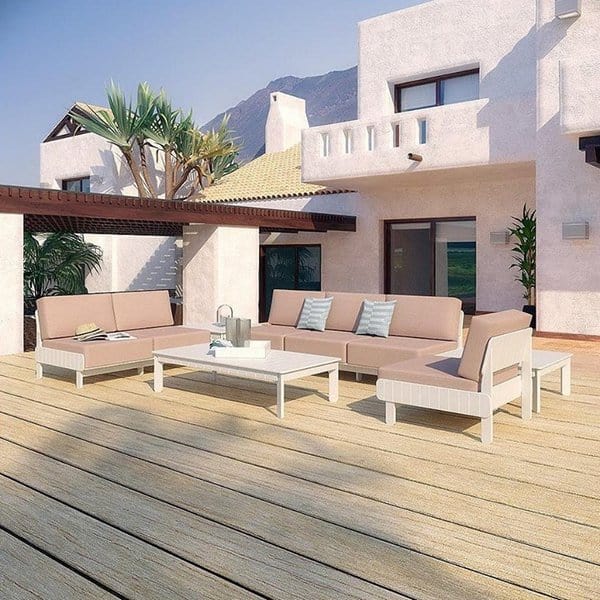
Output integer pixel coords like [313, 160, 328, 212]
[35, 290, 210, 388]
[251, 290, 464, 376]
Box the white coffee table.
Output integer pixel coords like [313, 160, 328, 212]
[153, 344, 339, 418]
[531, 350, 572, 413]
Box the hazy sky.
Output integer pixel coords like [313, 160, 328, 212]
[0, 0, 425, 186]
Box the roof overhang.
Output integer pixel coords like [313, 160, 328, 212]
[0, 185, 356, 235]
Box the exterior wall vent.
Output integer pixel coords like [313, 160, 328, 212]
[562, 222, 589, 240]
[490, 231, 510, 245]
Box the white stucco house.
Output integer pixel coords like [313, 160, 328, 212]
[35, 0, 600, 338]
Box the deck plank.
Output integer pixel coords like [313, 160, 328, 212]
[0, 529, 117, 600]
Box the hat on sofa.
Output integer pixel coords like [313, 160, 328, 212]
[75, 322, 101, 336]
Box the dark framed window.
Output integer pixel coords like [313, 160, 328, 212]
[62, 177, 90, 193]
[394, 69, 479, 113]
[259, 244, 321, 322]
[384, 217, 476, 314]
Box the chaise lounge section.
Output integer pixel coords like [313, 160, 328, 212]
[35, 290, 210, 388]
[252, 290, 464, 375]
[376, 310, 533, 443]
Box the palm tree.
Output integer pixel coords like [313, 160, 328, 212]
[24, 232, 103, 314]
[70, 82, 239, 200]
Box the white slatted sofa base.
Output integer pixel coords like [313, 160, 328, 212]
[376, 329, 532, 444]
[35, 346, 152, 389]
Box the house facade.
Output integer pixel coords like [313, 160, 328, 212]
[291, 0, 599, 336]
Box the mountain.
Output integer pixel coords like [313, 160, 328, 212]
[203, 66, 357, 163]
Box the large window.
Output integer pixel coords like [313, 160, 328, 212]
[259, 245, 321, 321]
[395, 69, 479, 113]
[62, 177, 90, 193]
[385, 218, 476, 313]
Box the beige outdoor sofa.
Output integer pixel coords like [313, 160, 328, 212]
[376, 310, 533, 443]
[251, 290, 464, 376]
[35, 290, 210, 388]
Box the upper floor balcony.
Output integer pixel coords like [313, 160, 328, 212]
[302, 98, 535, 188]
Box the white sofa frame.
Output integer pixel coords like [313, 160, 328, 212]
[34, 311, 152, 388]
[376, 328, 532, 443]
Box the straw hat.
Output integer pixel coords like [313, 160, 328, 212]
[75, 322, 101, 336]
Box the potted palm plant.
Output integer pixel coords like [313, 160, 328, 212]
[508, 205, 536, 327]
[23, 232, 103, 315]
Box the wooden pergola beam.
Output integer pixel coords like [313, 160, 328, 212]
[0, 185, 356, 234]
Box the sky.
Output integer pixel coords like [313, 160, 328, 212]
[0, 0, 425, 186]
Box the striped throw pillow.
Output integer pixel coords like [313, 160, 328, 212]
[296, 297, 333, 331]
[355, 300, 397, 338]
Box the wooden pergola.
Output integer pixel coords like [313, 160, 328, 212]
[0, 185, 356, 235]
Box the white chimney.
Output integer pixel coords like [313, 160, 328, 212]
[265, 92, 309, 154]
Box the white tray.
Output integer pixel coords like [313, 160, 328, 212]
[213, 340, 271, 359]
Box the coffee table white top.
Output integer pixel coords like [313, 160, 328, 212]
[154, 344, 339, 375]
[531, 350, 572, 370]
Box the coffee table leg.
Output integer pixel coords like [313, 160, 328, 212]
[277, 376, 285, 419]
[328, 367, 339, 403]
[154, 357, 163, 393]
[533, 372, 541, 413]
[561, 361, 571, 396]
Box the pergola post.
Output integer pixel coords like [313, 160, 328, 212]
[0, 214, 24, 355]
[183, 224, 259, 326]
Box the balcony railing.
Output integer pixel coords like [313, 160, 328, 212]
[302, 98, 535, 184]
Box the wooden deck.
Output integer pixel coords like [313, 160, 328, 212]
[0, 347, 598, 599]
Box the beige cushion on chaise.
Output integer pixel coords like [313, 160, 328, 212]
[250, 324, 297, 350]
[129, 326, 210, 350]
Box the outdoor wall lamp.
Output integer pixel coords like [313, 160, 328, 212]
[407, 153, 423, 162]
[562, 222, 589, 240]
[490, 230, 511, 245]
[555, 0, 581, 19]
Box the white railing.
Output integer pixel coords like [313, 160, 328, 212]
[301, 98, 535, 184]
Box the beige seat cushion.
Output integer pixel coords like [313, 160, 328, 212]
[130, 326, 210, 350]
[347, 336, 457, 368]
[112, 290, 174, 331]
[284, 330, 357, 361]
[268, 290, 326, 326]
[458, 310, 531, 382]
[379, 357, 478, 392]
[325, 292, 385, 332]
[385, 295, 462, 341]
[37, 294, 117, 340]
[43, 337, 153, 369]
[379, 357, 520, 393]
[251, 324, 297, 350]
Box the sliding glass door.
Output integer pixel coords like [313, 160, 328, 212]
[260, 245, 321, 321]
[385, 218, 476, 313]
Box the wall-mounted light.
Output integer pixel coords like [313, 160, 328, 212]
[555, 0, 581, 19]
[490, 230, 510, 245]
[562, 221, 589, 240]
[407, 153, 423, 162]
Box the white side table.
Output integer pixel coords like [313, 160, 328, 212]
[531, 350, 572, 413]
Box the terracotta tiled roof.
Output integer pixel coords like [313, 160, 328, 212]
[195, 144, 350, 203]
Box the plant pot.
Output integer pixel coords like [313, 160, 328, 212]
[522, 305, 536, 329]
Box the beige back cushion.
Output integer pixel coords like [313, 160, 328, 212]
[325, 292, 386, 332]
[385, 295, 462, 341]
[112, 290, 174, 331]
[37, 294, 117, 340]
[458, 310, 532, 382]
[268, 290, 326, 326]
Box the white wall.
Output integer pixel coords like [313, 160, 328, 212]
[40, 132, 180, 294]
[242, 168, 534, 313]
[536, 0, 600, 335]
[0, 214, 24, 355]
